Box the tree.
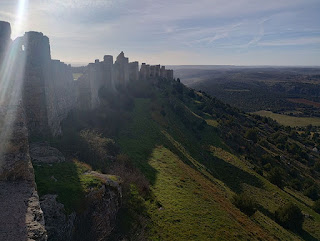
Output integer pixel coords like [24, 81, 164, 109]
[313, 199, 320, 214]
[244, 128, 258, 143]
[232, 193, 257, 216]
[268, 167, 284, 189]
[304, 185, 319, 201]
[275, 203, 304, 231]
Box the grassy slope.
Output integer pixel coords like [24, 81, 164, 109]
[147, 146, 271, 240]
[34, 160, 104, 213]
[254, 110, 320, 127]
[117, 95, 320, 240]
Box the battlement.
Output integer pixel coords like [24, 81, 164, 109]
[139, 63, 173, 80]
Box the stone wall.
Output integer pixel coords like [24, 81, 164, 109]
[1, 20, 174, 134]
[0, 105, 47, 241]
[139, 62, 173, 80]
[11, 31, 77, 136]
[0, 21, 11, 60]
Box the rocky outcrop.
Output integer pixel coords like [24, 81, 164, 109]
[29, 143, 65, 164]
[0, 181, 47, 241]
[74, 172, 122, 241]
[40, 195, 75, 241]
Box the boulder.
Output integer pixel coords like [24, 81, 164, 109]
[29, 143, 65, 164]
[40, 195, 75, 241]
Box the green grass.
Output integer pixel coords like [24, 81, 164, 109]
[117, 98, 165, 184]
[205, 118, 219, 127]
[73, 73, 83, 80]
[210, 146, 320, 240]
[254, 110, 320, 127]
[146, 146, 271, 241]
[33, 160, 103, 213]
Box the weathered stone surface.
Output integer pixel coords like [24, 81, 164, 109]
[74, 171, 121, 241]
[40, 195, 75, 241]
[0, 106, 34, 181]
[114, 51, 129, 86]
[0, 105, 47, 241]
[29, 143, 65, 164]
[0, 21, 11, 59]
[0, 181, 47, 241]
[129, 61, 139, 81]
[46, 60, 76, 136]
[7, 31, 77, 137]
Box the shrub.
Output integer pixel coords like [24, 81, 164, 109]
[79, 129, 120, 171]
[244, 128, 258, 143]
[232, 193, 257, 216]
[304, 185, 319, 201]
[313, 199, 320, 214]
[268, 167, 284, 189]
[275, 203, 304, 231]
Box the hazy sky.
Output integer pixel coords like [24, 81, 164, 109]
[0, 0, 319, 66]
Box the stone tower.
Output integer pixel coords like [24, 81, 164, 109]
[22, 32, 51, 137]
[114, 51, 129, 86]
[0, 21, 11, 60]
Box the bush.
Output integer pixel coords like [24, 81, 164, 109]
[268, 167, 284, 189]
[79, 129, 120, 171]
[232, 193, 257, 216]
[275, 203, 304, 231]
[304, 185, 319, 201]
[244, 128, 258, 143]
[313, 199, 320, 213]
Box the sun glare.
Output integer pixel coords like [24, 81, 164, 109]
[12, 0, 28, 38]
[0, 0, 28, 162]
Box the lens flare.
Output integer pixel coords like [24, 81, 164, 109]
[12, 0, 28, 38]
[0, 1, 28, 165]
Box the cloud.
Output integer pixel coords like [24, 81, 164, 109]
[0, 0, 319, 65]
[259, 37, 320, 46]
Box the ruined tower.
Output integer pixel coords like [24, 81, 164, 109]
[22, 32, 51, 137]
[0, 21, 11, 60]
[129, 61, 139, 81]
[114, 51, 129, 86]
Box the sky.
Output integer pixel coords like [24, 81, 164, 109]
[0, 0, 320, 66]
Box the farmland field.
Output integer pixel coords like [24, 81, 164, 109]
[254, 110, 320, 127]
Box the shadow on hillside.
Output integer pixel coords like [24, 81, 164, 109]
[202, 155, 263, 193]
[284, 189, 313, 209]
[257, 204, 318, 241]
[298, 230, 318, 241]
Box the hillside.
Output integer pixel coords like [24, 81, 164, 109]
[175, 66, 320, 119]
[36, 77, 320, 240]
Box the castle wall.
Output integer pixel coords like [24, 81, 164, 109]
[129, 61, 139, 81]
[2, 21, 174, 135]
[114, 51, 129, 86]
[0, 21, 11, 60]
[22, 32, 51, 137]
[46, 60, 76, 135]
[18, 31, 77, 136]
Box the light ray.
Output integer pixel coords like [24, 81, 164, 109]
[0, 1, 28, 167]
